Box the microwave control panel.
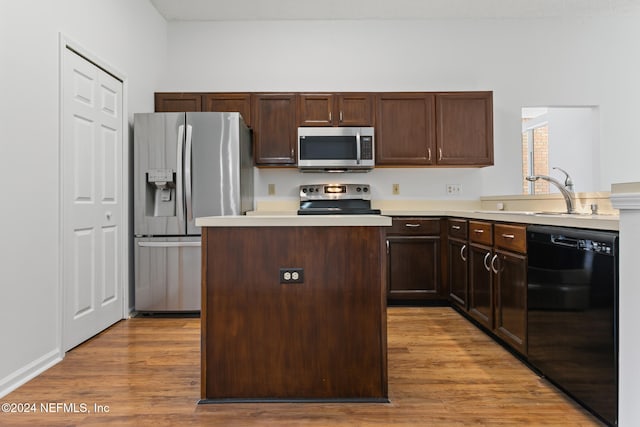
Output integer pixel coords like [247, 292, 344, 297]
[361, 136, 373, 160]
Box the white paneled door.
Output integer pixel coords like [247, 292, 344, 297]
[62, 46, 123, 351]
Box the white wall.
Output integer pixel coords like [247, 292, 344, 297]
[161, 10, 640, 201]
[0, 0, 166, 396]
[548, 107, 599, 193]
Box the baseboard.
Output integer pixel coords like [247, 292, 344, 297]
[0, 349, 62, 398]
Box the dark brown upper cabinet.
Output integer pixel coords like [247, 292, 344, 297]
[155, 92, 202, 112]
[251, 93, 298, 166]
[202, 93, 252, 126]
[154, 90, 493, 168]
[376, 91, 493, 167]
[298, 93, 374, 127]
[435, 92, 494, 166]
[376, 93, 436, 165]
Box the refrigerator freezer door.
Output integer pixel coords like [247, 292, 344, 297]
[134, 113, 186, 236]
[186, 112, 253, 235]
[134, 237, 201, 312]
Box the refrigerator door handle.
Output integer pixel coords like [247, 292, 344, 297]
[137, 241, 201, 248]
[176, 124, 185, 230]
[185, 124, 194, 224]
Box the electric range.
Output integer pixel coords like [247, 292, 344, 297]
[297, 184, 381, 215]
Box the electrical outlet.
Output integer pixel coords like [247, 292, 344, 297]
[268, 183, 276, 196]
[392, 183, 400, 195]
[446, 184, 461, 195]
[280, 268, 304, 284]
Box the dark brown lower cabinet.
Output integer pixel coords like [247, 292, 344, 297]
[448, 238, 467, 308]
[468, 242, 494, 329]
[493, 249, 527, 354]
[386, 218, 443, 302]
[464, 221, 527, 355]
[447, 219, 469, 309]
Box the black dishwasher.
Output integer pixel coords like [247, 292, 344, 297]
[527, 225, 618, 426]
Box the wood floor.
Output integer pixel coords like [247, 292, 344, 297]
[1, 307, 603, 426]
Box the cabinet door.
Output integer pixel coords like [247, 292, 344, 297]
[252, 94, 297, 165]
[376, 93, 436, 165]
[203, 93, 252, 126]
[387, 236, 441, 300]
[298, 94, 333, 126]
[337, 93, 374, 126]
[435, 92, 493, 166]
[448, 238, 468, 309]
[468, 243, 493, 329]
[154, 93, 202, 112]
[494, 249, 527, 355]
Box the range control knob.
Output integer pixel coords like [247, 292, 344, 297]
[356, 187, 362, 192]
[363, 187, 369, 193]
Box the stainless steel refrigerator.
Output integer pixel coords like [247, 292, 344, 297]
[133, 112, 254, 312]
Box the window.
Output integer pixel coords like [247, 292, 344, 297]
[522, 108, 549, 194]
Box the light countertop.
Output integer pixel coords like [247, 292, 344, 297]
[196, 214, 392, 227]
[385, 209, 619, 231]
[200, 210, 618, 230]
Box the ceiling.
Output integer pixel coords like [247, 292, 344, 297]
[150, 0, 640, 21]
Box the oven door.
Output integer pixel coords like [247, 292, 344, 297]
[297, 127, 374, 170]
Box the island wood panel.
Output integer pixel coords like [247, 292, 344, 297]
[201, 225, 388, 401]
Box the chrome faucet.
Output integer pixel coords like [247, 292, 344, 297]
[526, 167, 576, 214]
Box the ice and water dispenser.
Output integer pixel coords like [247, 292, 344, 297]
[146, 168, 176, 217]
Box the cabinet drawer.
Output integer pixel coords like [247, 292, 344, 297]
[447, 219, 468, 239]
[494, 224, 527, 254]
[389, 218, 440, 236]
[469, 221, 493, 245]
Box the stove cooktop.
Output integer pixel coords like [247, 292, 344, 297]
[297, 208, 381, 215]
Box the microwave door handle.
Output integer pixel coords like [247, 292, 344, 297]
[356, 131, 361, 165]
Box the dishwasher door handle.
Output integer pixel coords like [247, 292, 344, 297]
[551, 235, 580, 248]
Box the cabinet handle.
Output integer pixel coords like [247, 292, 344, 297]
[501, 233, 515, 239]
[405, 223, 421, 228]
[329, 111, 332, 122]
[491, 254, 499, 274]
[473, 229, 485, 234]
[451, 225, 461, 230]
[439, 148, 443, 161]
[291, 148, 295, 158]
[386, 240, 389, 254]
[340, 111, 343, 122]
[460, 244, 467, 262]
[428, 148, 432, 161]
[483, 252, 492, 272]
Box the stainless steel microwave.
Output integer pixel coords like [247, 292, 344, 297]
[297, 127, 375, 172]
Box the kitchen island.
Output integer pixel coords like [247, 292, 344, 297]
[196, 215, 392, 402]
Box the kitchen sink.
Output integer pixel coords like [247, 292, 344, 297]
[535, 211, 593, 217]
[473, 210, 594, 217]
[472, 210, 540, 215]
